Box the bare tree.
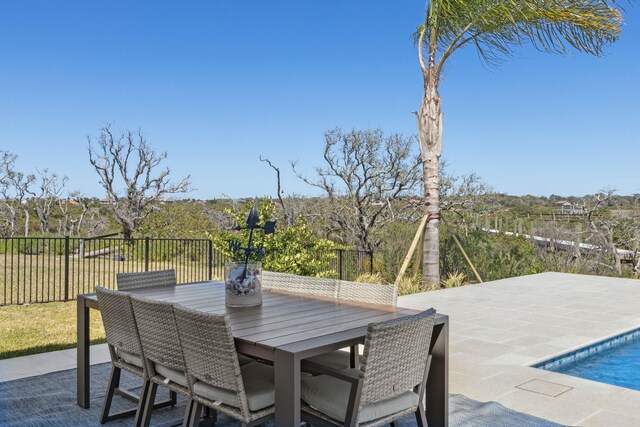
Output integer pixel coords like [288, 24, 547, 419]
[293, 128, 422, 251]
[0, 150, 17, 235]
[533, 190, 640, 277]
[88, 125, 191, 239]
[0, 151, 35, 236]
[579, 189, 630, 276]
[259, 156, 295, 226]
[28, 169, 67, 234]
[57, 191, 91, 236]
[439, 161, 489, 234]
[532, 221, 598, 274]
[74, 193, 92, 236]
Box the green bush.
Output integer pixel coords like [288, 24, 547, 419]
[208, 199, 346, 277]
[371, 221, 418, 283]
[440, 228, 543, 283]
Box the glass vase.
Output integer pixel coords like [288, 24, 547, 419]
[224, 261, 263, 307]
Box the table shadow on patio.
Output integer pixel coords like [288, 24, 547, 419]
[0, 362, 565, 426]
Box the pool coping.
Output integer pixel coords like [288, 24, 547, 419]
[530, 325, 640, 371]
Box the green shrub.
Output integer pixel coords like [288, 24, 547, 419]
[354, 272, 384, 284]
[208, 199, 346, 277]
[440, 271, 468, 288]
[440, 228, 543, 283]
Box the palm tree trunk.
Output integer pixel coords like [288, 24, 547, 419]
[417, 70, 443, 286]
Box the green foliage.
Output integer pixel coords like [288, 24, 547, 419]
[395, 275, 430, 296]
[440, 271, 468, 288]
[137, 202, 214, 239]
[354, 272, 384, 284]
[440, 227, 543, 283]
[371, 221, 418, 283]
[208, 199, 345, 277]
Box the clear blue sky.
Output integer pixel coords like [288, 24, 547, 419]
[1, 1, 638, 199]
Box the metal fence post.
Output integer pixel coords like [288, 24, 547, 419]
[64, 236, 70, 301]
[338, 249, 344, 280]
[144, 237, 150, 272]
[208, 240, 213, 281]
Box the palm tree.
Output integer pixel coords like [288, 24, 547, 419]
[414, 0, 626, 285]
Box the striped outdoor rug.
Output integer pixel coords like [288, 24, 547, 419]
[0, 362, 564, 426]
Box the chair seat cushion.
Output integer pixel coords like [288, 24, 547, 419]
[306, 350, 357, 371]
[301, 369, 419, 423]
[118, 350, 144, 368]
[154, 364, 189, 388]
[193, 361, 275, 412]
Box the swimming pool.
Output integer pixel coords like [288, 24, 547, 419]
[534, 328, 640, 391]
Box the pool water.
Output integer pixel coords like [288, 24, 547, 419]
[543, 333, 640, 391]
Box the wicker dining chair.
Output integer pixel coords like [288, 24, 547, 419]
[95, 287, 176, 425]
[117, 269, 177, 291]
[130, 295, 192, 427]
[174, 305, 276, 427]
[262, 271, 338, 298]
[300, 308, 437, 427]
[337, 281, 398, 307]
[306, 281, 399, 371]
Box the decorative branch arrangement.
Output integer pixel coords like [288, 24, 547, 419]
[225, 199, 276, 306]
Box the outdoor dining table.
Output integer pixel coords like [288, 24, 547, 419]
[77, 281, 449, 426]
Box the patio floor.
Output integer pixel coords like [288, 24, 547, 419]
[1, 272, 639, 426]
[399, 272, 640, 426]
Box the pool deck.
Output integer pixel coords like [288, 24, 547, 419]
[399, 272, 640, 426]
[1, 272, 639, 426]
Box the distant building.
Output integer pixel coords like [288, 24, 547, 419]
[555, 201, 584, 215]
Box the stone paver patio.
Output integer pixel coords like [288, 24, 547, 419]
[399, 272, 640, 426]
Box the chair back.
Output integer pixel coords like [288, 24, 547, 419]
[96, 286, 142, 361]
[262, 271, 338, 298]
[358, 308, 436, 409]
[173, 305, 250, 415]
[117, 269, 177, 291]
[337, 281, 397, 306]
[130, 295, 186, 376]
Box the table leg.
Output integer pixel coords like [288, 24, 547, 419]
[426, 320, 449, 427]
[77, 296, 91, 408]
[274, 348, 301, 427]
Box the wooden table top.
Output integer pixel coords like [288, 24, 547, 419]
[83, 281, 444, 358]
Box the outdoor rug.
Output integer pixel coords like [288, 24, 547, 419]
[0, 362, 566, 426]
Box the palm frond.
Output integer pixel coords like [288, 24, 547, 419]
[415, 0, 626, 72]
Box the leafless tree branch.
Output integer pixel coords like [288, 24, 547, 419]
[87, 124, 192, 239]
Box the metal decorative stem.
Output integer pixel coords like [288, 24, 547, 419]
[228, 198, 276, 276]
[225, 199, 276, 307]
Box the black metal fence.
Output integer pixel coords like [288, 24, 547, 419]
[0, 237, 372, 306]
[330, 249, 375, 281]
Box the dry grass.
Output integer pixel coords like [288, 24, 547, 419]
[354, 272, 384, 284]
[0, 252, 221, 359]
[0, 254, 219, 305]
[0, 301, 106, 359]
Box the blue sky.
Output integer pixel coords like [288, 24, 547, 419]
[1, 1, 638, 199]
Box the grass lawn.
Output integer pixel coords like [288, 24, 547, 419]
[0, 301, 106, 360]
[1, 252, 215, 305]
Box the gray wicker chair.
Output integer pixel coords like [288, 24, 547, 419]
[337, 281, 398, 306]
[262, 271, 338, 298]
[300, 308, 436, 427]
[307, 281, 399, 371]
[95, 287, 176, 425]
[117, 269, 177, 291]
[174, 305, 276, 427]
[130, 295, 192, 427]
